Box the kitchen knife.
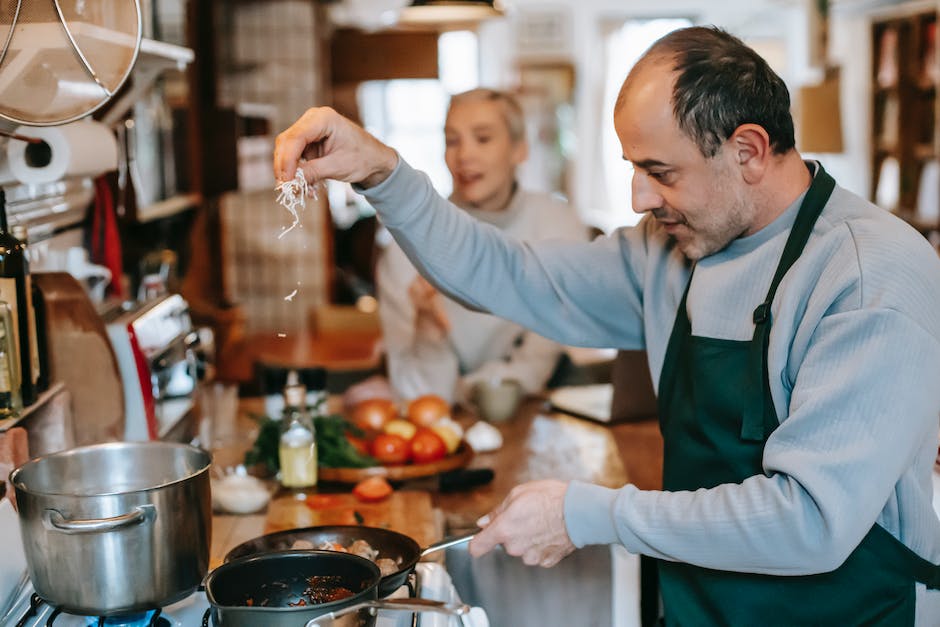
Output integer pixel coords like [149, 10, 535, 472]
[438, 468, 494, 493]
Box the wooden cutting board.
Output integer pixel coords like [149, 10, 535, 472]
[210, 490, 442, 569]
[265, 490, 441, 548]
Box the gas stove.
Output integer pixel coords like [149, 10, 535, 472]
[1, 564, 485, 627]
[1, 587, 204, 627]
[0, 491, 485, 627]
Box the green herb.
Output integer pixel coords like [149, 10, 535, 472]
[243, 414, 281, 476]
[243, 411, 377, 473]
[315, 415, 377, 468]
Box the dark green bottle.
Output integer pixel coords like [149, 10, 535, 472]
[0, 189, 37, 406]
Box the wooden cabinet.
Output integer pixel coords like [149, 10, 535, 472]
[870, 9, 940, 234]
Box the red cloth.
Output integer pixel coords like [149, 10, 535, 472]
[91, 175, 124, 298]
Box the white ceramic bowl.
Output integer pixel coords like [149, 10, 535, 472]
[211, 474, 271, 514]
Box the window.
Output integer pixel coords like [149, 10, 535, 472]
[596, 18, 692, 231]
[358, 31, 479, 199]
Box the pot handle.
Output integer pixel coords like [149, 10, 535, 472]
[43, 504, 156, 534]
[419, 531, 476, 559]
[304, 599, 470, 626]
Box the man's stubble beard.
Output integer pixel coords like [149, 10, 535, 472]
[676, 186, 752, 261]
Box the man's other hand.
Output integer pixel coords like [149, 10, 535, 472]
[469, 479, 575, 567]
[409, 276, 451, 337]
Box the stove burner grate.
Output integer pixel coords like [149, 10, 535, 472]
[13, 595, 169, 627]
[14, 593, 43, 627]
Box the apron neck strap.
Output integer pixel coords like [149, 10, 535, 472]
[753, 163, 836, 325]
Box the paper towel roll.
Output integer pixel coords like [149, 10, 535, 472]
[5, 120, 118, 184]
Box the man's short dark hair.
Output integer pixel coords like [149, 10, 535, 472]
[627, 26, 796, 158]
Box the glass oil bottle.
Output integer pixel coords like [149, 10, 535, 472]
[278, 377, 317, 489]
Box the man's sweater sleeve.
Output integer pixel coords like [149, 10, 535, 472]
[360, 157, 646, 349]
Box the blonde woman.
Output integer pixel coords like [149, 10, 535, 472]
[376, 88, 587, 404]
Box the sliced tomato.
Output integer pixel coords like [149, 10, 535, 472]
[346, 434, 371, 456]
[352, 476, 393, 503]
[305, 493, 346, 510]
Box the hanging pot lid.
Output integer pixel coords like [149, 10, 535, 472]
[0, 0, 142, 126]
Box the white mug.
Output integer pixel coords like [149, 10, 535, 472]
[472, 378, 523, 423]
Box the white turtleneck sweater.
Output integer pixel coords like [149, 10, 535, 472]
[376, 187, 587, 403]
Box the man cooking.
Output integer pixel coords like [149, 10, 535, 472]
[275, 26, 940, 625]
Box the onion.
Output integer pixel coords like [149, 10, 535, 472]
[350, 398, 398, 432]
[406, 394, 451, 428]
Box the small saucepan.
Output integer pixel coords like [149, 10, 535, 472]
[203, 550, 468, 627]
[224, 525, 475, 598]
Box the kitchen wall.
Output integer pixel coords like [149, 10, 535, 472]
[443, 0, 940, 226]
[469, 0, 808, 225]
[331, 0, 940, 224]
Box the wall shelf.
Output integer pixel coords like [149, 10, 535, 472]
[134, 192, 201, 224]
[0, 381, 73, 457]
[99, 38, 195, 126]
[870, 9, 940, 233]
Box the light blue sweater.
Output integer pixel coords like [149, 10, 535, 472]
[359, 158, 940, 619]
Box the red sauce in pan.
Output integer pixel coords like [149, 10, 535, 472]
[245, 575, 357, 607]
[290, 575, 354, 605]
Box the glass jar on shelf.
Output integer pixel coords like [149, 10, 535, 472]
[0, 301, 22, 418]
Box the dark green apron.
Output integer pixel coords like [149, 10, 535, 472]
[655, 164, 940, 626]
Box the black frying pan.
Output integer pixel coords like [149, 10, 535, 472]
[203, 550, 469, 627]
[205, 550, 381, 627]
[224, 525, 474, 597]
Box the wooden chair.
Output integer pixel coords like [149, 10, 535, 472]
[198, 189, 382, 391]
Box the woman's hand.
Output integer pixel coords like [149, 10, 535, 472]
[469, 479, 575, 567]
[274, 107, 399, 188]
[409, 276, 451, 338]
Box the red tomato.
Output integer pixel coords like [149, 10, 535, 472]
[352, 476, 393, 503]
[371, 433, 410, 465]
[409, 428, 447, 464]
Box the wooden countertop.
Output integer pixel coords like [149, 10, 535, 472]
[433, 398, 663, 533]
[205, 391, 663, 563]
[210, 490, 443, 569]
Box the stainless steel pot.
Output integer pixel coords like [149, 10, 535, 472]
[10, 442, 211, 615]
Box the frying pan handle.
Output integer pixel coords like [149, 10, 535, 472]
[420, 531, 476, 558]
[304, 599, 470, 626]
[43, 504, 155, 534]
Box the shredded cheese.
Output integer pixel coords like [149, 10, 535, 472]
[284, 288, 298, 302]
[275, 167, 311, 239]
